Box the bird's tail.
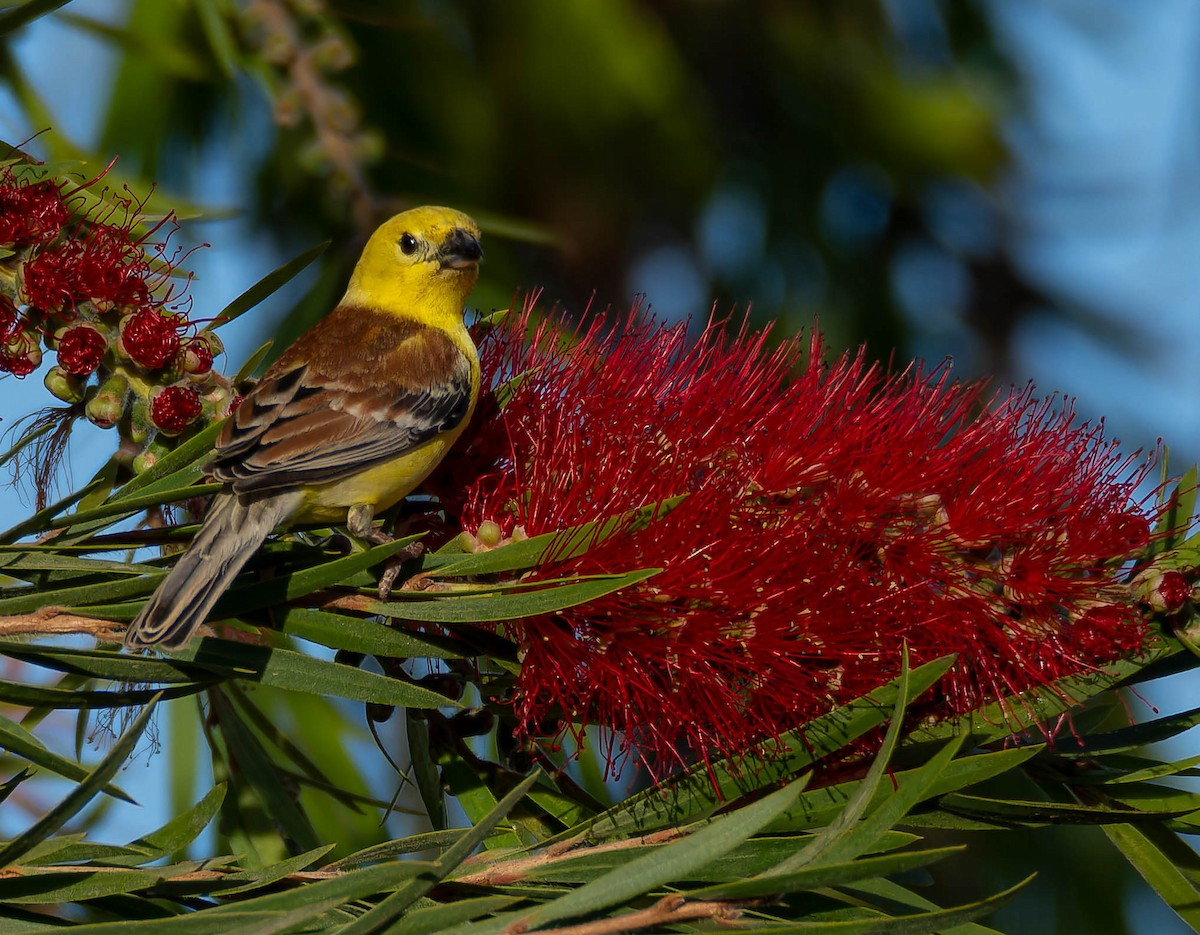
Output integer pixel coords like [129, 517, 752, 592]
[124, 489, 301, 651]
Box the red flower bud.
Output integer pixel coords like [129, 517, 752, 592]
[151, 385, 202, 435]
[179, 336, 214, 375]
[56, 325, 108, 375]
[121, 309, 181, 369]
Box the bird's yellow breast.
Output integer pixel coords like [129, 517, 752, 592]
[294, 424, 466, 524]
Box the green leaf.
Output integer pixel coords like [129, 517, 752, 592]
[1048, 704, 1200, 756]
[387, 895, 520, 935]
[938, 793, 1193, 825]
[518, 781, 804, 930]
[407, 711, 447, 831]
[0, 571, 164, 615]
[194, 0, 239, 77]
[683, 845, 967, 900]
[371, 567, 659, 623]
[109, 420, 223, 502]
[205, 844, 336, 897]
[48, 483, 223, 533]
[769, 745, 1040, 834]
[1104, 821, 1200, 929]
[0, 678, 206, 710]
[335, 771, 542, 933]
[210, 690, 320, 855]
[326, 829, 469, 870]
[425, 497, 685, 578]
[0, 713, 132, 802]
[0, 474, 109, 544]
[1155, 465, 1199, 550]
[776, 654, 915, 872]
[233, 340, 275, 384]
[0, 692, 160, 867]
[214, 535, 427, 617]
[275, 607, 470, 659]
[0, 640, 232, 684]
[123, 784, 227, 863]
[206, 240, 329, 331]
[168, 638, 460, 708]
[0, 864, 200, 904]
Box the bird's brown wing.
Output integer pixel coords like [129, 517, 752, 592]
[212, 313, 473, 494]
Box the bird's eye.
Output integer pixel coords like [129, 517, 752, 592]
[399, 233, 418, 255]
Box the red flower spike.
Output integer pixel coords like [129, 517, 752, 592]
[121, 309, 182, 369]
[56, 325, 108, 375]
[150, 385, 202, 435]
[432, 304, 1164, 774]
[0, 175, 68, 246]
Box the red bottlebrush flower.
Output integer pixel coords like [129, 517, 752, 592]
[56, 325, 108, 375]
[0, 174, 68, 246]
[23, 223, 152, 313]
[151, 385, 202, 435]
[432, 305, 1162, 772]
[121, 309, 182, 369]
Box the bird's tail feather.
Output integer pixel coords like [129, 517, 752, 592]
[124, 490, 300, 651]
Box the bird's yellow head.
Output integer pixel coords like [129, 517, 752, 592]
[343, 206, 483, 327]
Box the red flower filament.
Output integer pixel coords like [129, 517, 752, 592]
[0, 175, 67, 246]
[121, 309, 181, 369]
[151, 385, 202, 434]
[56, 326, 108, 375]
[435, 306, 1161, 771]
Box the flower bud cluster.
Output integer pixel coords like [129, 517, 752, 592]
[0, 163, 235, 467]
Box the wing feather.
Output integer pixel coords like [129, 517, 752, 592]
[212, 315, 474, 494]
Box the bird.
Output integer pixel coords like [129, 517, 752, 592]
[123, 206, 483, 651]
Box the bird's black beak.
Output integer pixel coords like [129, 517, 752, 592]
[439, 228, 484, 269]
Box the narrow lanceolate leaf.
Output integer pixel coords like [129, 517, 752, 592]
[0, 640, 236, 684]
[214, 535, 426, 615]
[335, 771, 542, 934]
[1047, 704, 1200, 756]
[575, 655, 956, 841]
[775, 655, 915, 873]
[441, 781, 806, 935]
[0, 714, 132, 803]
[371, 568, 659, 623]
[210, 690, 319, 855]
[0, 693, 160, 867]
[0, 680, 207, 710]
[118, 784, 227, 865]
[0, 571, 166, 615]
[274, 607, 470, 660]
[727, 875, 1032, 934]
[206, 240, 329, 330]
[0, 474, 109, 543]
[939, 793, 1194, 825]
[424, 498, 685, 578]
[1103, 820, 1200, 929]
[682, 845, 967, 900]
[51, 482, 224, 533]
[109, 421, 224, 502]
[167, 639, 460, 709]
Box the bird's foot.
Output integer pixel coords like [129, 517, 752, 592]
[378, 540, 425, 600]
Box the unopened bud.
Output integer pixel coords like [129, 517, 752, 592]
[85, 373, 129, 429]
[43, 365, 85, 403]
